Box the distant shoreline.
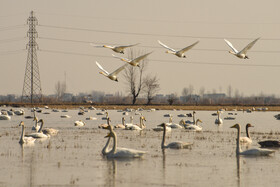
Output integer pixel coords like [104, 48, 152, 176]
[1, 103, 280, 111]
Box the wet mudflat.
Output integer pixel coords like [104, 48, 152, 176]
[0, 107, 280, 187]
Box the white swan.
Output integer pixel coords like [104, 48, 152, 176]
[166, 116, 182, 129]
[224, 37, 260, 59]
[0, 113, 11, 120]
[91, 43, 139, 54]
[102, 112, 109, 120]
[61, 115, 71, 118]
[74, 120, 86, 127]
[124, 116, 134, 128]
[38, 119, 59, 136]
[159, 123, 193, 149]
[96, 61, 128, 82]
[184, 119, 203, 131]
[114, 117, 126, 129]
[125, 116, 146, 130]
[25, 120, 50, 139]
[240, 123, 253, 144]
[215, 111, 223, 125]
[231, 124, 275, 156]
[112, 51, 153, 67]
[158, 40, 199, 58]
[18, 121, 36, 145]
[103, 121, 147, 158]
[32, 116, 40, 132]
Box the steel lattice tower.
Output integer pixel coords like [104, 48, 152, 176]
[21, 11, 42, 103]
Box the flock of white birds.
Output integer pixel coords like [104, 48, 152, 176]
[1, 106, 279, 159]
[92, 38, 260, 82]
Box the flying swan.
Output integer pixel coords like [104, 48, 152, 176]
[90, 43, 139, 54]
[112, 51, 153, 67]
[96, 61, 128, 82]
[224, 37, 260, 59]
[158, 40, 199, 58]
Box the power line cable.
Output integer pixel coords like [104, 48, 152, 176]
[0, 37, 26, 44]
[39, 48, 280, 67]
[0, 24, 26, 31]
[38, 24, 280, 41]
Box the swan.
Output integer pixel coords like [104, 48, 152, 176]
[90, 43, 139, 54]
[86, 116, 97, 120]
[74, 120, 86, 127]
[166, 116, 182, 129]
[159, 123, 193, 149]
[158, 40, 199, 58]
[230, 124, 275, 156]
[96, 61, 128, 82]
[185, 111, 196, 124]
[112, 51, 153, 67]
[102, 121, 147, 158]
[240, 123, 253, 144]
[32, 116, 40, 132]
[125, 116, 146, 130]
[38, 119, 59, 136]
[184, 119, 203, 131]
[102, 112, 109, 120]
[215, 111, 223, 125]
[124, 116, 134, 128]
[258, 140, 280, 148]
[0, 113, 11, 120]
[224, 37, 260, 59]
[18, 121, 36, 145]
[25, 119, 50, 138]
[114, 117, 126, 129]
[61, 115, 71, 118]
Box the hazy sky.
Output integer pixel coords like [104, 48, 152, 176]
[1, 0, 280, 97]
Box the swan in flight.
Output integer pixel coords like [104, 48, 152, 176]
[102, 120, 147, 158]
[90, 43, 139, 54]
[230, 124, 275, 156]
[18, 121, 36, 145]
[96, 61, 128, 82]
[38, 119, 59, 136]
[240, 123, 253, 144]
[158, 40, 199, 58]
[224, 37, 260, 59]
[159, 123, 193, 149]
[112, 51, 153, 67]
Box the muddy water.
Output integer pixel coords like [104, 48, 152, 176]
[0, 107, 280, 187]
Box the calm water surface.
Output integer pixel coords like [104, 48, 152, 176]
[0, 107, 280, 187]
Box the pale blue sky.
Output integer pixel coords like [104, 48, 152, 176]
[1, 0, 280, 97]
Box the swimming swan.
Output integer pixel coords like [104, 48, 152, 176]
[215, 111, 223, 125]
[159, 123, 193, 149]
[90, 43, 139, 54]
[230, 124, 275, 156]
[96, 61, 128, 82]
[166, 116, 182, 129]
[112, 51, 153, 67]
[158, 40, 199, 58]
[19, 121, 36, 145]
[38, 119, 59, 136]
[224, 37, 260, 59]
[125, 116, 146, 130]
[25, 120, 50, 138]
[240, 123, 253, 144]
[102, 121, 147, 158]
[184, 119, 203, 131]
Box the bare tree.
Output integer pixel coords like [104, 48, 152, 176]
[167, 93, 178, 105]
[227, 85, 232, 98]
[54, 81, 66, 101]
[199, 86, 205, 97]
[143, 75, 160, 105]
[123, 49, 147, 105]
[181, 87, 189, 102]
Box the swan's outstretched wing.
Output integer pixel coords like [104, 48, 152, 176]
[90, 43, 108, 48]
[224, 39, 239, 54]
[158, 40, 176, 52]
[96, 61, 109, 75]
[111, 64, 128, 76]
[240, 37, 260, 54]
[178, 41, 199, 54]
[132, 51, 153, 62]
[115, 43, 140, 50]
[112, 54, 131, 62]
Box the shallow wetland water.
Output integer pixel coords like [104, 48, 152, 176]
[0, 107, 280, 186]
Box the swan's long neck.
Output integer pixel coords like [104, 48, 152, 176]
[193, 112, 196, 123]
[130, 116, 133, 124]
[166, 50, 175, 55]
[161, 125, 166, 149]
[236, 126, 242, 154]
[246, 126, 250, 139]
[38, 120, 44, 133]
[100, 71, 108, 77]
[122, 118, 125, 126]
[108, 131, 117, 155]
[169, 117, 172, 123]
[102, 137, 111, 155]
[19, 125, 25, 144]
